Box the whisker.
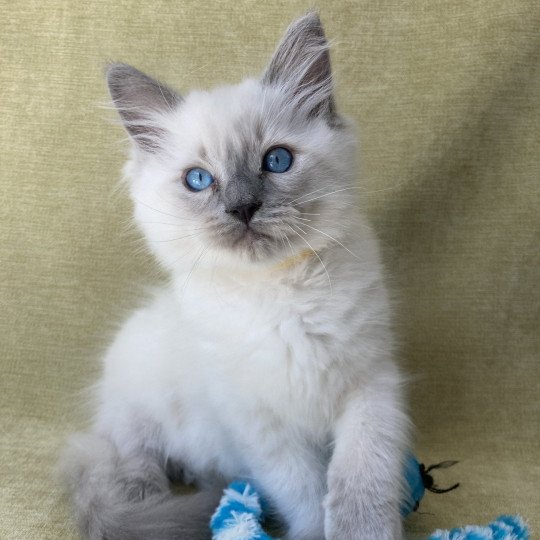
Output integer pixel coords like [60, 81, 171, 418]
[291, 219, 361, 260]
[283, 231, 295, 258]
[292, 214, 356, 228]
[138, 221, 198, 227]
[179, 247, 208, 300]
[293, 186, 364, 207]
[286, 223, 333, 295]
[147, 189, 203, 221]
[356, 181, 408, 195]
[132, 197, 186, 220]
[271, 225, 289, 259]
[150, 229, 211, 243]
[293, 214, 394, 251]
[287, 186, 329, 205]
[292, 181, 409, 208]
[277, 219, 296, 259]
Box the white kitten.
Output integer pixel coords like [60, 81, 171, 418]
[61, 13, 410, 540]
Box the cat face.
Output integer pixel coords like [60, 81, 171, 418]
[108, 13, 357, 268]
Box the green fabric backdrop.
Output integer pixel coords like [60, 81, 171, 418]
[1, 1, 538, 538]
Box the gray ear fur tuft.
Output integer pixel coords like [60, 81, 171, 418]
[262, 12, 336, 121]
[106, 63, 182, 152]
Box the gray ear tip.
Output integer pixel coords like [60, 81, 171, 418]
[296, 11, 324, 32]
[284, 11, 327, 45]
[303, 10, 322, 25]
[104, 62, 135, 84]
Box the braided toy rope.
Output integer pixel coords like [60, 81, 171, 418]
[210, 456, 530, 540]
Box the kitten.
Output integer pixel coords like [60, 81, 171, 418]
[61, 12, 409, 540]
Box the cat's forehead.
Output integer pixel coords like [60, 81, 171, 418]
[173, 79, 292, 159]
[192, 79, 277, 125]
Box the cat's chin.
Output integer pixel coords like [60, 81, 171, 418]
[228, 227, 277, 261]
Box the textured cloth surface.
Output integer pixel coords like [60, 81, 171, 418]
[1, 1, 538, 538]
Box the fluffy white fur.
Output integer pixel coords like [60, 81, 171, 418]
[61, 13, 410, 540]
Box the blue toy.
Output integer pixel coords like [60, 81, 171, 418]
[210, 455, 530, 540]
[211, 481, 272, 540]
[428, 515, 530, 540]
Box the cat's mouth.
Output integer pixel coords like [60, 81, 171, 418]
[209, 219, 281, 260]
[232, 226, 268, 247]
[227, 224, 277, 258]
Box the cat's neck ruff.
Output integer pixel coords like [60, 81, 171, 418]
[273, 249, 314, 272]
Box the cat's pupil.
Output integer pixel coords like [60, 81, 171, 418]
[185, 167, 214, 191]
[263, 147, 293, 173]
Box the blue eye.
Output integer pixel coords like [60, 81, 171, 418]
[185, 168, 214, 191]
[263, 147, 293, 173]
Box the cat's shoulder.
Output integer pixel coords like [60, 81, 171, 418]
[110, 285, 181, 341]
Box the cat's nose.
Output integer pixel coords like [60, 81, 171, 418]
[227, 202, 262, 225]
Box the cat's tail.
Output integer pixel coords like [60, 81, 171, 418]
[59, 433, 222, 540]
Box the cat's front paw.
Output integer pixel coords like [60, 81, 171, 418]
[324, 508, 402, 540]
[324, 480, 403, 540]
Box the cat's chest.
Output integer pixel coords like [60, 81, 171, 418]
[175, 282, 342, 426]
[156, 281, 354, 476]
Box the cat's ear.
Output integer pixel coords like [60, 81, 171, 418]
[261, 12, 336, 121]
[106, 63, 182, 152]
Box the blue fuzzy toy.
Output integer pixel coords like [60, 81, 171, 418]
[210, 456, 529, 540]
[211, 481, 272, 540]
[428, 515, 530, 540]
